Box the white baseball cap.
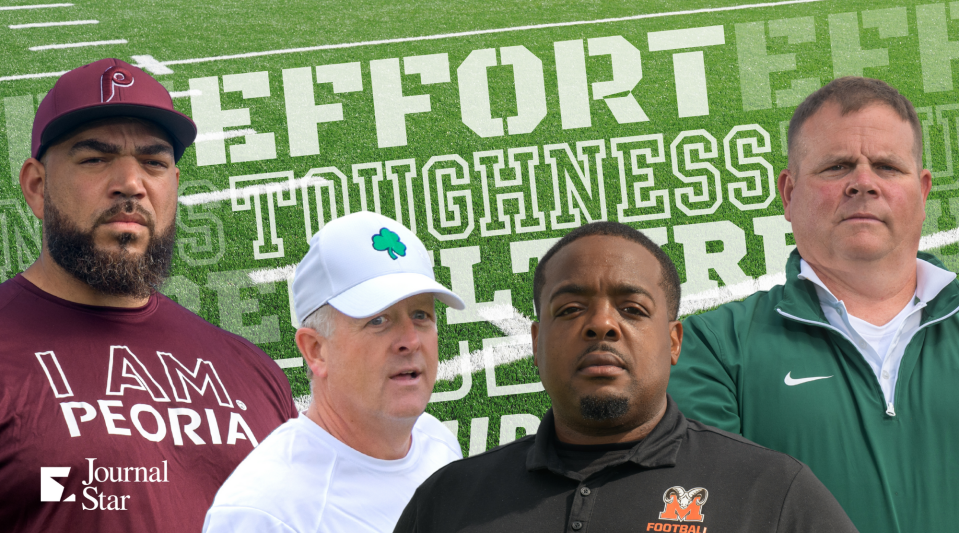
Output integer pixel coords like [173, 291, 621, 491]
[292, 211, 465, 321]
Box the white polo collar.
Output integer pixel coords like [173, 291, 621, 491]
[798, 257, 956, 307]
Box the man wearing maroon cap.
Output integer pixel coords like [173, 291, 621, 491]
[0, 58, 297, 532]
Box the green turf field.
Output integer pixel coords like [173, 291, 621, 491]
[3, 0, 959, 455]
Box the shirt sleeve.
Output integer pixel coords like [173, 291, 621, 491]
[667, 314, 742, 433]
[392, 494, 418, 533]
[777, 465, 859, 532]
[203, 506, 300, 533]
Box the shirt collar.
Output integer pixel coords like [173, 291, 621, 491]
[527, 395, 686, 479]
[797, 260, 840, 306]
[798, 258, 956, 306]
[916, 258, 957, 301]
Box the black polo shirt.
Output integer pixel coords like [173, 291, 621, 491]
[395, 396, 857, 533]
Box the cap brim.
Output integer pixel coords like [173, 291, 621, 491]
[39, 103, 197, 162]
[328, 272, 465, 318]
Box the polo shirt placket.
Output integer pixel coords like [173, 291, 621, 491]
[527, 403, 683, 533]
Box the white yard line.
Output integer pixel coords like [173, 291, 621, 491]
[248, 223, 959, 377]
[678, 272, 787, 316]
[436, 305, 534, 381]
[238, 230, 959, 312]
[0, 69, 68, 80]
[178, 187, 233, 206]
[169, 89, 201, 98]
[249, 264, 296, 284]
[194, 128, 256, 143]
[676, 227, 959, 315]
[919, 227, 959, 252]
[10, 19, 96, 29]
[276, 357, 303, 369]
[0, 3, 72, 10]
[2, 0, 821, 81]
[131, 54, 174, 75]
[30, 38, 127, 51]
[158, 0, 824, 67]
[178, 173, 316, 206]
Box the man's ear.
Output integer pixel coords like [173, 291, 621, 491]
[668, 321, 683, 366]
[20, 158, 46, 220]
[295, 328, 329, 379]
[778, 168, 794, 222]
[920, 168, 932, 204]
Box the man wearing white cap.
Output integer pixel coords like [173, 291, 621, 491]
[203, 211, 466, 533]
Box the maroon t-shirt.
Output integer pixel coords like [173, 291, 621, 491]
[0, 275, 297, 532]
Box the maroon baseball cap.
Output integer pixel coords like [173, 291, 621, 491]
[32, 58, 197, 162]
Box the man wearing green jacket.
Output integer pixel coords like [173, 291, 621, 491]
[669, 76, 958, 532]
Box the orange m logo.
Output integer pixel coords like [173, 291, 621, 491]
[659, 486, 707, 522]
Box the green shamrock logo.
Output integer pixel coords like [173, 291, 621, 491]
[372, 227, 407, 260]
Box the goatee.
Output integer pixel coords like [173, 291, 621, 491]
[45, 198, 175, 300]
[580, 394, 630, 421]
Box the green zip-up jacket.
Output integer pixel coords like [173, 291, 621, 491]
[668, 250, 959, 533]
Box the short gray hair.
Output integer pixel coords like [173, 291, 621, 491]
[788, 77, 922, 169]
[300, 304, 336, 379]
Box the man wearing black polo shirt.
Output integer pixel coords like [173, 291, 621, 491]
[394, 221, 856, 533]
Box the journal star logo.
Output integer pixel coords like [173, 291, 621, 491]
[41, 459, 168, 510]
[40, 467, 75, 502]
[659, 486, 708, 522]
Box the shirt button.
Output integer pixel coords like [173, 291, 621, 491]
[580, 487, 591, 496]
[882, 371, 890, 380]
[572, 521, 583, 530]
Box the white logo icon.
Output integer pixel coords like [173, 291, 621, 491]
[784, 372, 833, 386]
[41, 467, 75, 502]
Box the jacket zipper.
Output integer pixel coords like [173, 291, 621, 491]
[777, 304, 959, 418]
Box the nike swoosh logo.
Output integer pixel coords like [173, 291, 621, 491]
[784, 372, 833, 386]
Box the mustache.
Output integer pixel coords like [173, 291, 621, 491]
[94, 200, 154, 230]
[579, 343, 629, 365]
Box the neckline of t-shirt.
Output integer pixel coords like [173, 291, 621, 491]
[14, 274, 159, 319]
[845, 293, 917, 335]
[294, 412, 425, 472]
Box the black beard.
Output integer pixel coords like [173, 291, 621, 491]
[44, 198, 175, 300]
[580, 394, 630, 421]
